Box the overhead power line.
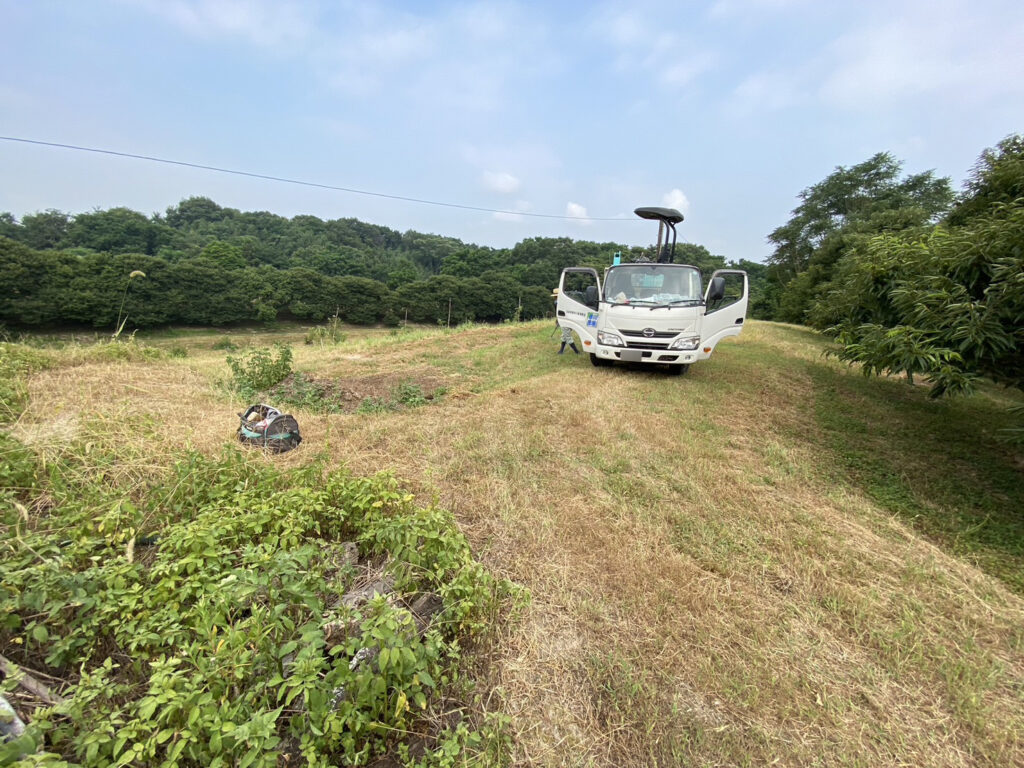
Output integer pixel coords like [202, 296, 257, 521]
[0, 135, 641, 222]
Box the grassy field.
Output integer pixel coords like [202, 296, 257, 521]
[4, 320, 1023, 767]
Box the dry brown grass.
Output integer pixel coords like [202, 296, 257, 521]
[11, 321, 1024, 767]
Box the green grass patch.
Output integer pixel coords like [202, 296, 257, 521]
[808, 362, 1024, 593]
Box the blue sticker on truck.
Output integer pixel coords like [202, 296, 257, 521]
[586, 312, 598, 328]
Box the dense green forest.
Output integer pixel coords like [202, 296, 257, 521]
[0, 198, 765, 331]
[763, 134, 1023, 403]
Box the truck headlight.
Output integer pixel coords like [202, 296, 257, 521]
[670, 336, 701, 350]
[597, 331, 624, 347]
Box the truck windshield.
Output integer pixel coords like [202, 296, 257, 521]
[604, 265, 702, 306]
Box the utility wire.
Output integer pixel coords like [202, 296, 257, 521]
[0, 136, 641, 222]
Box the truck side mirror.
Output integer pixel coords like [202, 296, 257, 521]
[707, 276, 725, 303]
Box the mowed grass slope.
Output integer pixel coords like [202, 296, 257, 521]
[11, 320, 1024, 767]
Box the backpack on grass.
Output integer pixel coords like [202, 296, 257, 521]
[237, 404, 302, 453]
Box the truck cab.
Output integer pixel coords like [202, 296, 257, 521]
[555, 206, 748, 374]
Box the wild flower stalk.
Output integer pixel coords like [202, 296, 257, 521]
[113, 270, 146, 340]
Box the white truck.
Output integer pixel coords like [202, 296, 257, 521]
[555, 206, 748, 375]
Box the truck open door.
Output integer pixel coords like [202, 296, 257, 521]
[556, 268, 601, 349]
[700, 270, 748, 351]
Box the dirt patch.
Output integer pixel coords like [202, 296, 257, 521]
[267, 371, 448, 413]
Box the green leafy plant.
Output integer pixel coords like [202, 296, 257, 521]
[394, 381, 427, 407]
[305, 315, 348, 346]
[0, 447, 518, 767]
[356, 382, 441, 415]
[267, 372, 345, 414]
[357, 396, 393, 414]
[226, 344, 293, 395]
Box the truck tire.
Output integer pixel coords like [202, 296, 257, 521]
[590, 353, 611, 367]
[667, 364, 689, 376]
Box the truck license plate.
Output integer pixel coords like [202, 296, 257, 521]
[620, 349, 643, 362]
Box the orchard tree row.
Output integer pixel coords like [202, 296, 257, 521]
[0, 198, 765, 329]
[0, 238, 560, 328]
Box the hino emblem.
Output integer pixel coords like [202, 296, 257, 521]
[642, 327, 656, 337]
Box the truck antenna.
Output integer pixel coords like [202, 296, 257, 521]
[633, 207, 684, 263]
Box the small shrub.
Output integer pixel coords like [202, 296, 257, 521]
[394, 381, 427, 407]
[167, 344, 188, 359]
[305, 315, 348, 346]
[305, 326, 328, 345]
[212, 336, 238, 351]
[226, 344, 293, 395]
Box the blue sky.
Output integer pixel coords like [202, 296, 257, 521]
[1, 0, 1022, 262]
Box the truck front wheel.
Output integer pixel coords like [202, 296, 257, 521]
[667, 364, 689, 376]
[590, 353, 611, 367]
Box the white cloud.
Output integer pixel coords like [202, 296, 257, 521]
[660, 52, 717, 88]
[661, 188, 690, 214]
[820, 1, 1024, 109]
[130, 0, 554, 112]
[727, 69, 804, 116]
[588, 5, 716, 89]
[566, 201, 590, 222]
[462, 142, 561, 202]
[317, 11, 437, 95]
[481, 171, 521, 194]
[128, 0, 314, 49]
[708, 0, 809, 20]
[589, 9, 648, 48]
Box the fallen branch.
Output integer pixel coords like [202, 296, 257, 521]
[0, 654, 66, 707]
[329, 589, 445, 709]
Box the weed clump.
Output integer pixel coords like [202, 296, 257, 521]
[266, 372, 345, 414]
[212, 336, 238, 351]
[357, 396, 394, 414]
[394, 381, 427, 407]
[226, 344, 293, 395]
[0, 433, 39, 505]
[0, 342, 53, 422]
[305, 315, 348, 346]
[356, 382, 444, 414]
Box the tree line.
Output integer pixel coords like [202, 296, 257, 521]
[763, 134, 1023, 405]
[0, 197, 765, 330]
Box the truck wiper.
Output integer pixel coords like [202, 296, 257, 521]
[647, 300, 701, 310]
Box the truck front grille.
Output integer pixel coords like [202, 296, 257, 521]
[620, 330, 677, 338]
[625, 341, 670, 350]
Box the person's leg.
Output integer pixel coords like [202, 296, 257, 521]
[558, 342, 566, 354]
[570, 342, 580, 354]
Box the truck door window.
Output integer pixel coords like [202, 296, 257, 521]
[706, 272, 745, 312]
[563, 272, 600, 310]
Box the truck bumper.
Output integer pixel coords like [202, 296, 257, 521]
[589, 342, 701, 365]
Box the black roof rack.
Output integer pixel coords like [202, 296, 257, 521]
[634, 206, 684, 262]
[633, 206, 684, 224]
